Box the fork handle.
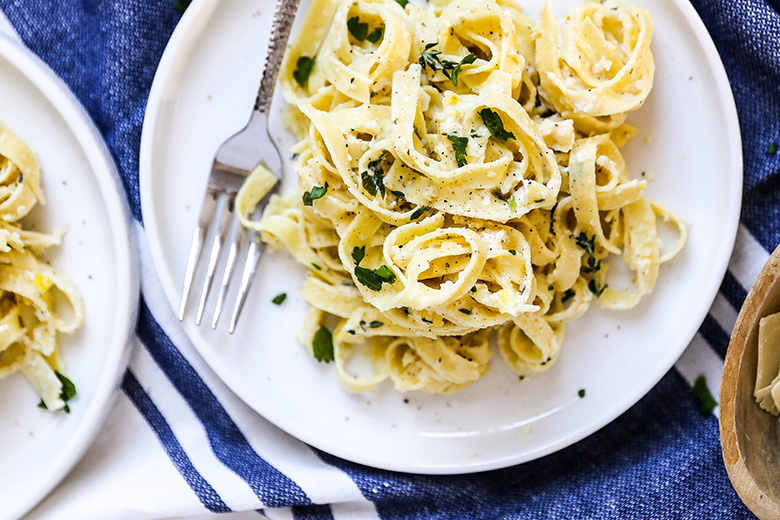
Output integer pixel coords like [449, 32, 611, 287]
[254, 0, 302, 114]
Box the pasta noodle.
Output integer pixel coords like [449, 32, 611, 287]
[0, 121, 84, 411]
[240, 0, 687, 394]
[755, 312, 780, 415]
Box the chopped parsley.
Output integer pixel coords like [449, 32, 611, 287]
[352, 245, 366, 265]
[391, 190, 406, 200]
[692, 375, 717, 416]
[367, 28, 383, 44]
[578, 388, 586, 398]
[575, 231, 601, 274]
[479, 108, 515, 141]
[361, 157, 385, 197]
[311, 263, 322, 271]
[418, 43, 477, 86]
[347, 16, 369, 41]
[352, 245, 396, 291]
[175, 0, 191, 13]
[419, 42, 445, 73]
[292, 55, 316, 87]
[271, 293, 287, 305]
[37, 371, 76, 413]
[447, 135, 469, 167]
[459, 308, 472, 315]
[769, 142, 778, 156]
[588, 278, 606, 298]
[409, 205, 430, 220]
[450, 53, 477, 86]
[508, 249, 517, 256]
[312, 325, 334, 363]
[360, 320, 384, 330]
[355, 265, 397, 291]
[581, 258, 601, 274]
[575, 231, 596, 256]
[395, 0, 408, 7]
[561, 288, 576, 303]
[302, 183, 328, 206]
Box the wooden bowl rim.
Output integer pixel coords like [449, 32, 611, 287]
[721, 242, 780, 519]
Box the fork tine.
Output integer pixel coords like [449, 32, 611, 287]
[211, 211, 244, 329]
[195, 191, 233, 325]
[178, 188, 219, 321]
[228, 231, 264, 334]
[178, 227, 204, 321]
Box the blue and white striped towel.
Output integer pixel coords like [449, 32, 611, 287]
[1, 0, 777, 518]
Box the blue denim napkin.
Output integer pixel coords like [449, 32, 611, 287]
[0, 0, 775, 518]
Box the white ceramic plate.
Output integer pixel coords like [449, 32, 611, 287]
[0, 36, 138, 518]
[140, 0, 741, 473]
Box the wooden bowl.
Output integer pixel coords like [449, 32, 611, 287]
[722, 243, 780, 519]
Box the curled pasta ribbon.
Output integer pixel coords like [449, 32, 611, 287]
[333, 328, 391, 393]
[434, 0, 525, 92]
[497, 313, 563, 377]
[385, 329, 492, 393]
[290, 0, 412, 104]
[0, 121, 43, 221]
[568, 134, 646, 254]
[390, 66, 561, 222]
[536, 0, 654, 133]
[385, 221, 486, 310]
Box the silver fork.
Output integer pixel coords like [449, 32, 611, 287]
[178, 0, 301, 333]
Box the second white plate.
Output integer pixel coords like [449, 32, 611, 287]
[140, 0, 741, 473]
[0, 35, 138, 519]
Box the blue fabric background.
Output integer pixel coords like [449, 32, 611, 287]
[0, 0, 774, 518]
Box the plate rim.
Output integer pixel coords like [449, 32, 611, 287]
[139, 0, 742, 474]
[0, 34, 140, 518]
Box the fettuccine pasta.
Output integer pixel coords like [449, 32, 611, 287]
[0, 121, 84, 411]
[239, 0, 686, 394]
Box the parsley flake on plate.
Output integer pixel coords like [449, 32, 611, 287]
[312, 325, 334, 363]
[37, 371, 77, 413]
